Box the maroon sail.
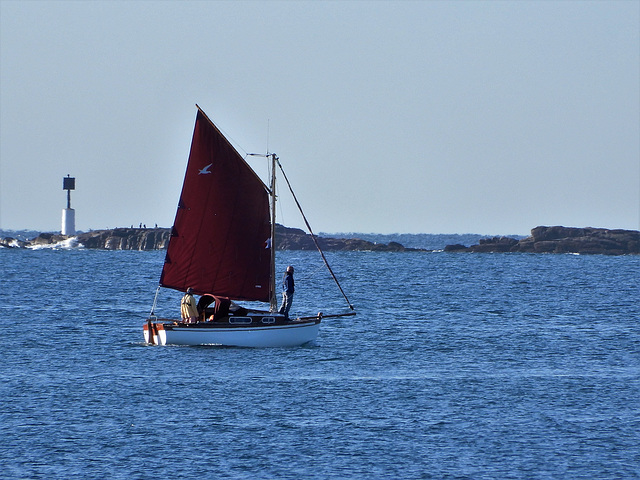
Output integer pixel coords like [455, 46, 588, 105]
[160, 107, 271, 302]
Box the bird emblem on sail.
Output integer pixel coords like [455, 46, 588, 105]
[198, 163, 213, 175]
[265, 237, 271, 249]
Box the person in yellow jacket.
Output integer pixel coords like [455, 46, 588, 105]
[181, 288, 198, 323]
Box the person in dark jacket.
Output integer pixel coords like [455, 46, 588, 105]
[279, 265, 295, 319]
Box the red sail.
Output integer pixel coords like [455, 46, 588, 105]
[160, 108, 271, 302]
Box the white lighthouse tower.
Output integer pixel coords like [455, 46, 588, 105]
[62, 175, 76, 236]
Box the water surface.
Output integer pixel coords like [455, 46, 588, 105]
[1, 248, 638, 479]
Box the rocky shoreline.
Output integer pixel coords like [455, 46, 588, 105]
[2, 225, 638, 255]
[444, 226, 640, 255]
[0, 224, 421, 252]
[274, 225, 419, 252]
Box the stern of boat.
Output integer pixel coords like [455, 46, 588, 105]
[143, 320, 167, 346]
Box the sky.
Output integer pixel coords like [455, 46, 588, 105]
[1, 0, 638, 235]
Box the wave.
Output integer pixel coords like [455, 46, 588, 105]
[27, 236, 82, 250]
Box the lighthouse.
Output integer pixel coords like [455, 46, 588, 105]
[62, 175, 76, 236]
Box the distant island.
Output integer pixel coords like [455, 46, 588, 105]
[444, 226, 639, 255]
[2, 225, 638, 255]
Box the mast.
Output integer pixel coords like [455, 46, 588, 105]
[269, 153, 278, 311]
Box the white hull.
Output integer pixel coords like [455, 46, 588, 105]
[144, 319, 320, 347]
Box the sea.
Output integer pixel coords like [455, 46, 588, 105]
[1, 237, 639, 479]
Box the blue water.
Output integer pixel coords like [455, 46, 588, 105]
[1, 247, 639, 479]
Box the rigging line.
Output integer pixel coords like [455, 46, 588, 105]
[307, 262, 329, 277]
[149, 285, 161, 317]
[276, 159, 355, 311]
[246, 153, 274, 195]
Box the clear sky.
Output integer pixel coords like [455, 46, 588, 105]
[1, 0, 638, 235]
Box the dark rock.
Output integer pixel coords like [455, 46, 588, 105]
[31, 232, 68, 245]
[445, 226, 640, 255]
[469, 236, 519, 253]
[9, 224, 418, 251]
[0, 237, 29, 248]
[275, 224, 421, 251]
[76, 228, 171, 250]
[444, 244, 469, 252]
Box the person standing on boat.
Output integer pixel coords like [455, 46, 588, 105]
[279, 266, 295, 319]
[181, 287, 198, 323]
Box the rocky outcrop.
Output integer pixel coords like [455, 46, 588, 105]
[445, 236, 519, 253]
[31, 232, 70, 246]
[446, 226, 640, 255]
[0, 228, 171, 250]
[1, 232, 69, 248]
[9, 225, 635, 254]
[275, 225, 419, 251]
[0, 237, 29, 248]
[76, 228, 171, 250]
[74, 225, 419, 251]
[3, 225, 419, 251]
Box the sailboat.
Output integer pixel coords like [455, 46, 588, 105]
[143, 106, 354, 347]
